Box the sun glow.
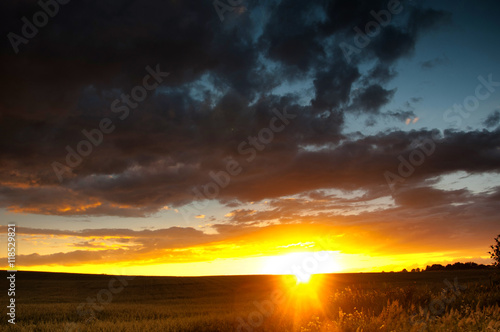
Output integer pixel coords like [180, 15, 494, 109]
[294, 271, 312, 284]
[261, 250, 343, 276]
[259, 250, 338, 317]
[279, 273, 328, 324]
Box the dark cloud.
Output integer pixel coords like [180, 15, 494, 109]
[393, 186, 469, 208]
[2, 0, 492, 221]
[259, 0, 327, 72]
[1, 121, 499, 217]
[349, 84, 396, 114]
[311, 61, 360, 111]
[483, 110, 500, 128]
[363, 64, 397, 85]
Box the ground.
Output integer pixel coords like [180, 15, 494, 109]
[1, 270, 499, 331]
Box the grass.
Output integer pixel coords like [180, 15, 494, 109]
[1, 270, 499, 331]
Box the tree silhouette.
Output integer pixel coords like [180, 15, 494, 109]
[489, 234, 500, 267]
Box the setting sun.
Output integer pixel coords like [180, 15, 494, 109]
[260, 250, 343, 277]
[294, 271, 311, 284]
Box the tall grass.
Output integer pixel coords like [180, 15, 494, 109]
[1, 270, 498, 331]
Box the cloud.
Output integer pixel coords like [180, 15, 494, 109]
[393, 186, 469, 208]
[483, 110, 500, 128]
[1, 125, 499, 217]
[4, 183, 498, 266]
[0, 0, 490, 222]
[349, 84, 396, 114]
[420, 54, 450, 69]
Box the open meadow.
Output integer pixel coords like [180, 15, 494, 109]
[1, 270, 499, 331]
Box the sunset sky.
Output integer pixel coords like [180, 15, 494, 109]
[0, 0, 499, 276]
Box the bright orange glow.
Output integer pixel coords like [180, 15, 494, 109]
[0, 221, 490, 277]
[279, 274, 328, 329]
[8, 201, 103, 214]
[283, 274, 324, 297]
[57, 202, 102, 213]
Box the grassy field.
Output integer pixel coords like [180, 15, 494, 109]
[1, 270, 499, 331]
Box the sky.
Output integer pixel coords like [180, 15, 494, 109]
[0, 0, 499, 276]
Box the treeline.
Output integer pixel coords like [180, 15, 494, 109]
[424, 262, 493, 271]
[399, 262, 494, 273]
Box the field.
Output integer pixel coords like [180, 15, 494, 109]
[1, 270, 500, 331]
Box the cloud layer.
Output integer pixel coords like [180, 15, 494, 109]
[0, 0, 498, 237]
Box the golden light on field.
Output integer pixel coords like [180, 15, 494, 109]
[282, 273, 324, 298]
[259, 249, 341, 326]
[279, 273, 329, 330]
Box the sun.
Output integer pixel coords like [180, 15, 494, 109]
[281, 272, 326, 314]
[294, 271, 312, 284]
[260, 250, 343, 276]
